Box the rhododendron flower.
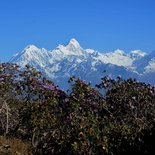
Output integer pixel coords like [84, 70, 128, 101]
[42, 84, 55, 90]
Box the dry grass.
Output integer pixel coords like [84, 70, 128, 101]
[0, 136, 32, 155]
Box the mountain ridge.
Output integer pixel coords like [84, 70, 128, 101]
[10, 38, 155, 89]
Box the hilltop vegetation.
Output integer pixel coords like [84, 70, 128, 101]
[0, 63, 155, 155]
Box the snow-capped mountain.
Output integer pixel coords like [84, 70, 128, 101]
[10, 38, 155, 89]
[10, 45, 52, 69]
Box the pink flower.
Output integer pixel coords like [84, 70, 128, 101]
[42, 84, 55, 90]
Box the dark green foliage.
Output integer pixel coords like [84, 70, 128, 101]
[96, 76, 155, 154]
[0, 63, 155, 155]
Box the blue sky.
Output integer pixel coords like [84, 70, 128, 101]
[0, 0, 155, 61]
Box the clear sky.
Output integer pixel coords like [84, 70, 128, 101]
[0, 0, 155, 61]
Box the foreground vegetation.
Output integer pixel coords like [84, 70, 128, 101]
[0, 63, 155, 155]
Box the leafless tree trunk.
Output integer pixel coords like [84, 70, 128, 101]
[4, 100, 9, 135]
[0, 99, 10, 135]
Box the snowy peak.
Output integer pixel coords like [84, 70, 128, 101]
[22, 44, 40, 54]
[53, 38, 86, 56]
[18, 44, 48, 59]
[114, 49, 125, 55]
[10, 44, 51, 68]
[56, 39, 80, 49]
[130, 50, 146, 57]
[66, 38, 82, 51]
[130, 50, 146, 60]
[20, 44, 48, 56]
[25, 44, 39, 50]
[67, 38, 81, 48]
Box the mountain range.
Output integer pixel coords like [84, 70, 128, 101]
[10, 38, 155, 89]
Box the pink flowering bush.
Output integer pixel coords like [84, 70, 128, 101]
[0, 63, 155, 155]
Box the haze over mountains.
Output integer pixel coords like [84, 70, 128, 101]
[10, 39, 155, 89]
